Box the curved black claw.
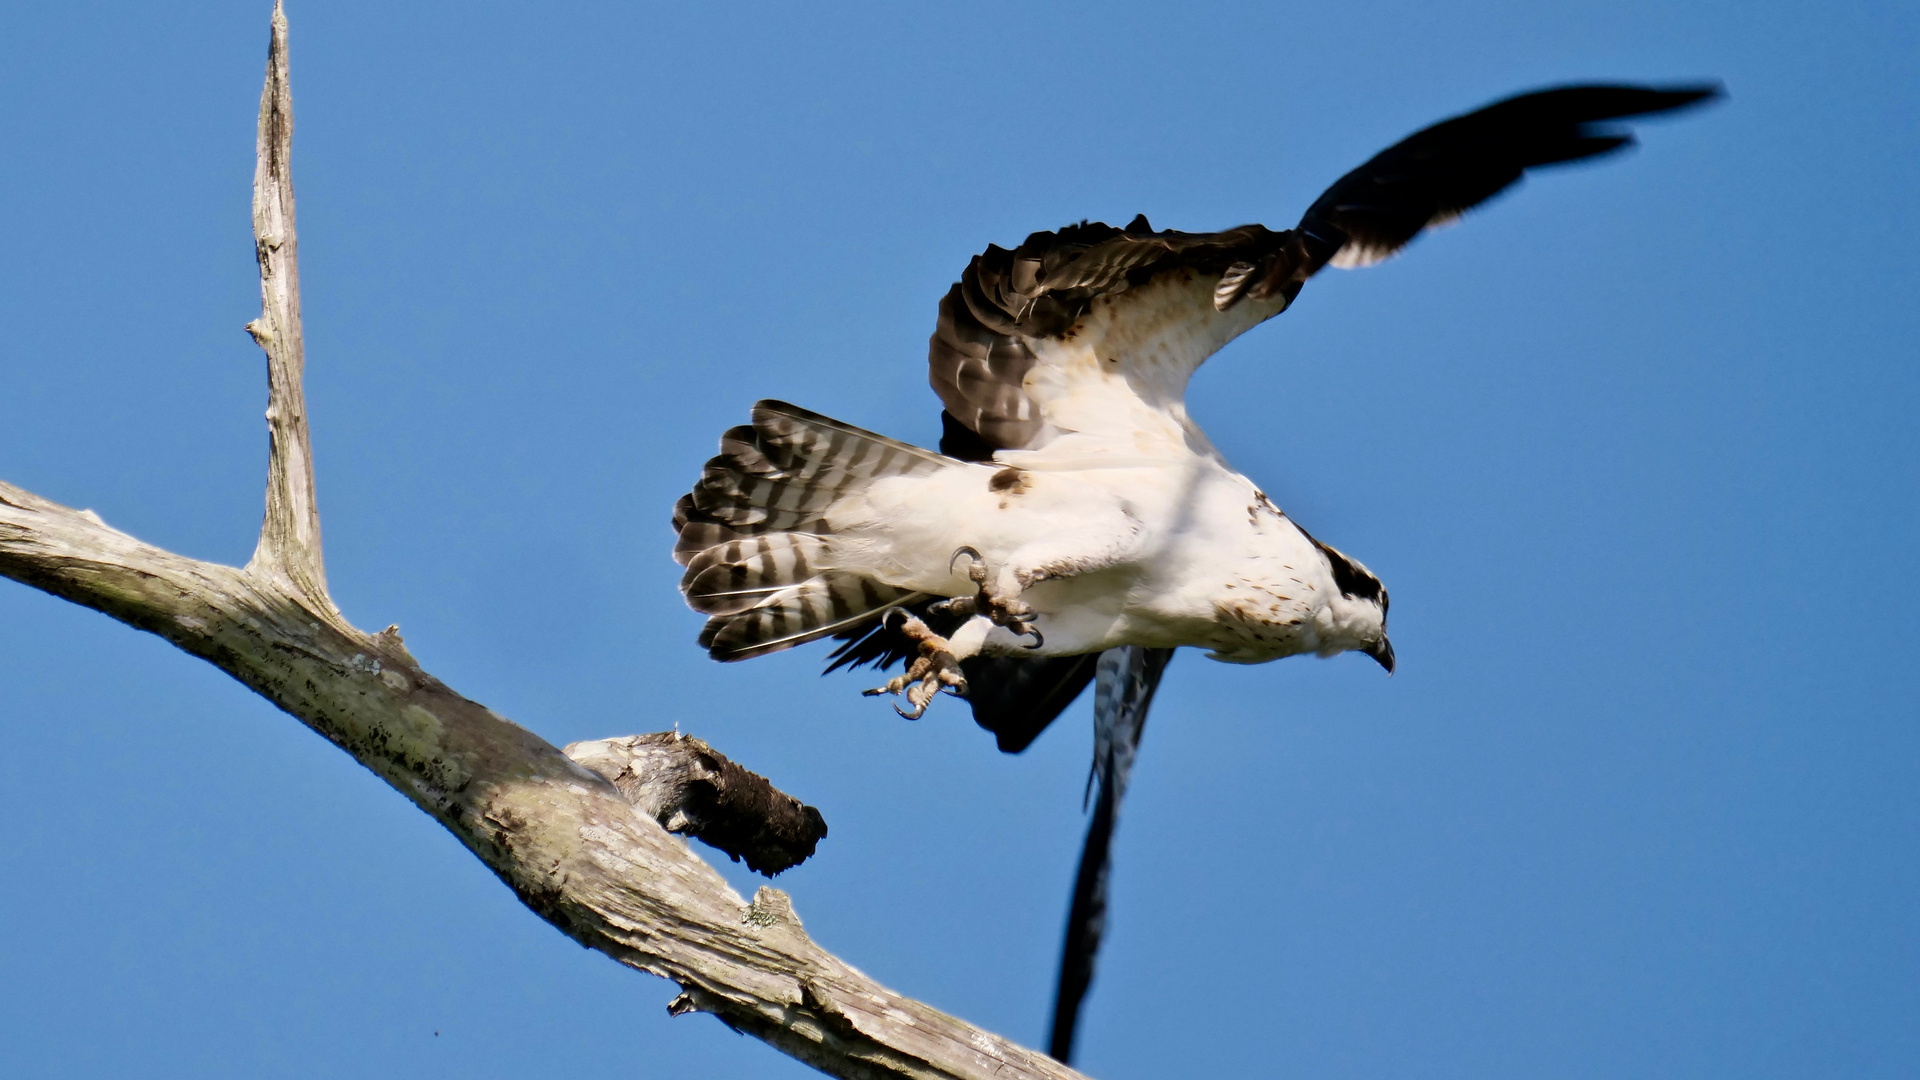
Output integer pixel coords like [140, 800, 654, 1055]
[1021, 627, 1045, 650]
[928, 595, 968, 617]
[949, 546, 983, 573]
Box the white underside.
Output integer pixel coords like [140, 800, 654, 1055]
[823, 270, 1386, 665]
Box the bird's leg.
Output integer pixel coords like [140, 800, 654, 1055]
[867, 538, 1118, 717]
[863, 611, 971, 719]
[930, 546, 1043, 648]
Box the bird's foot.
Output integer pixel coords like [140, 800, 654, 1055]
[862, 612, 968, 719]
[930, 547, 1044, 649]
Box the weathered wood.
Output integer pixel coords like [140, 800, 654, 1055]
[0, 6, 1093, 1079]
[242, 1, 330, 618]
[566, 732, 829, 876]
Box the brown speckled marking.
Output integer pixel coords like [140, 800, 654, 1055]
[1247, 489, 1285, 526]
[989, 467, 1030, 495]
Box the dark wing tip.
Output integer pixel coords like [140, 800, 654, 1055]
[1501, 80, 1726, 119]
[1595, 80, 1726, 116]
[1302, 79, 1724, 273]
[1659, 81, 1727, 108]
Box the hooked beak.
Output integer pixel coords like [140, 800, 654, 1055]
[1362, 636, 1395, 675]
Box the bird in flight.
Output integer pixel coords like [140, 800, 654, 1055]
[672, 82, 1720, 1062]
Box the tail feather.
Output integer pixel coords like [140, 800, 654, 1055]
[683, 532, 832, 616]
[698, 573, 921, 661]
[676, 400, 947, 661]
[671, 513, 739, 567]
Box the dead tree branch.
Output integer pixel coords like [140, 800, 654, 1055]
[0, 6, 1089, 1078]
[243, 1, 329, 617]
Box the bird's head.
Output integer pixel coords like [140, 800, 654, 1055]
[1306, 533, 1394, 675]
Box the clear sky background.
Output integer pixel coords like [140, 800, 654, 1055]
[2, 2, 1914, 1077]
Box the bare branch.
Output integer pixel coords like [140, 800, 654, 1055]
[243, 0, 331, 616]
[0, 6, 1095, 1078]
[0, 487, 1089, 1080]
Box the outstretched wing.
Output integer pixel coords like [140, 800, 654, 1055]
[930, 82, 1722, 454]
[1296, 84, 1723, 272]
[832, 81, 1719, 751]
[1048, 645, 1173, 1064]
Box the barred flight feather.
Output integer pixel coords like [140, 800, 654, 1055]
[675, 400, 948, 661]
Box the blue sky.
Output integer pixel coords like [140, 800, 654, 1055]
[1, 1, 1915, 1077]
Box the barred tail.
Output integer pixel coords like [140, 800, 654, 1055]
[673, 400, 948, 661]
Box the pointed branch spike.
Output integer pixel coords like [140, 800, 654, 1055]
[244, 0, 334, 617]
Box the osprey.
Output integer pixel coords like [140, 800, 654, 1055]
[672, 83, 1719, 1061]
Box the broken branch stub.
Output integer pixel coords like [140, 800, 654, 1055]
[565, 732, 828, 876]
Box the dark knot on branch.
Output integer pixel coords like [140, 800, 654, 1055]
[564, 732, 827, 876]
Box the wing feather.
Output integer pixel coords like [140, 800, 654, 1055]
[1303, 85, 1718, 271]
[927, 82, 1722, 454]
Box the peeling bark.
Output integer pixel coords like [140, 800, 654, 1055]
[0, 6, 1091, 1079]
